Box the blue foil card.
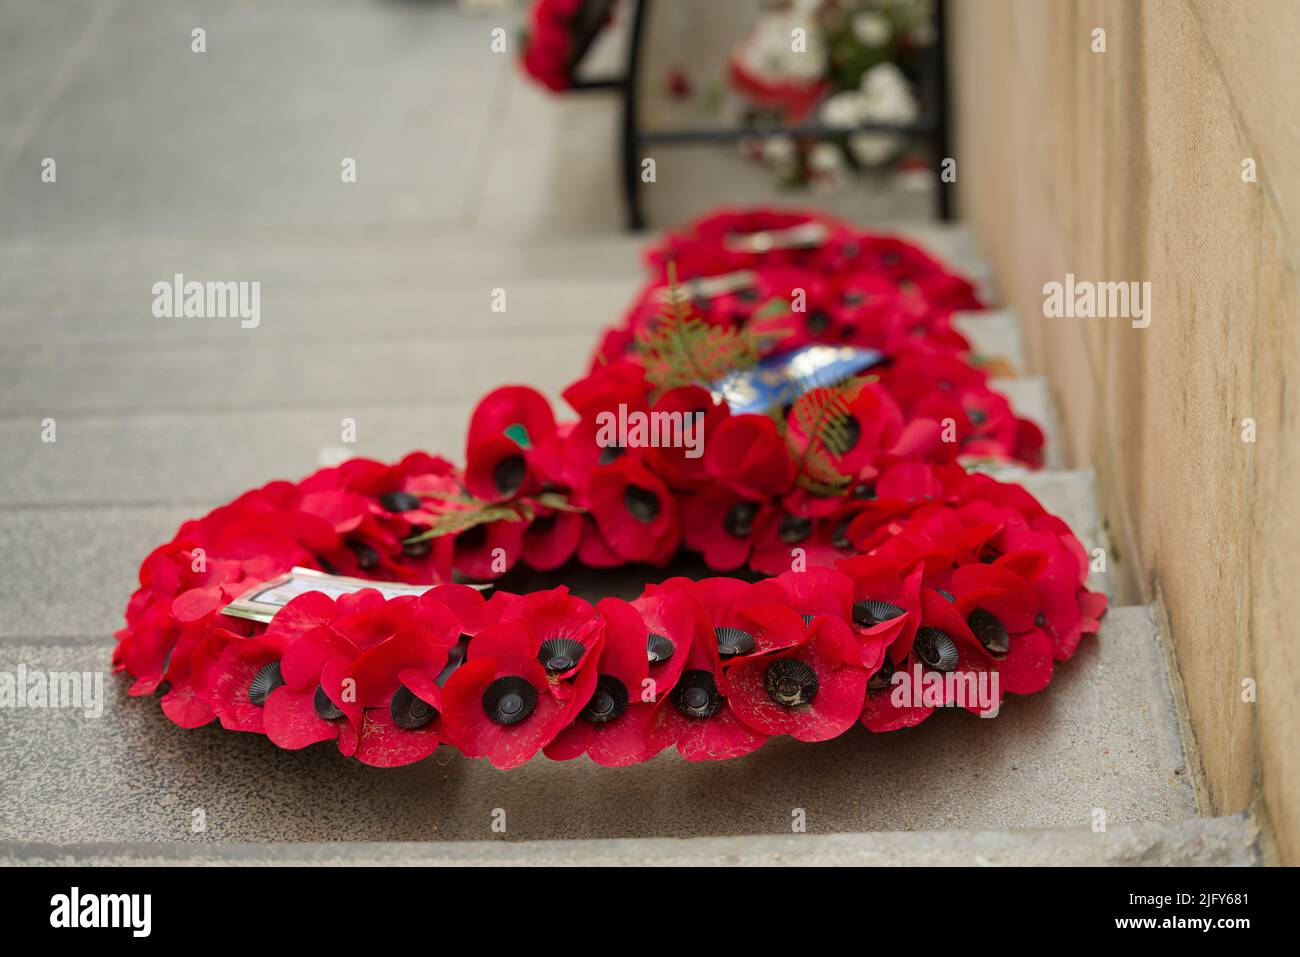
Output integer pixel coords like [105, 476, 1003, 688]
[711, 344, 885, 415]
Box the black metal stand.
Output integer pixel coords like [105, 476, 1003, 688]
[566, 0, 953, 231]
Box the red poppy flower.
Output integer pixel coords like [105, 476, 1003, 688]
[746, 505, 825, 576]
[901, 588, 1000, 716]
[452, 518, 527, 581]
[465, 433, 539, 503]
[586, 455, 679, 564]
[743, 271, 841, 349]
[705, 414, 796, 499]
[497, 587, 603, 699]
[910, 271, 983, 313]
[207, 635, 285, 735]
[468, 385, 557, 451]
[643, 595, 768, 761]
[950, 564, 1053, 695]
[441, 619, 598, 769]
[632, 589, 709, 706]
[856, 235, 946, 284]
[343, 599, 461, 768]
[877, 347, 990, 414]
[725, 614, 868, 741]
[859, 587, 999, 731]
[669, 576, 807, 662]
[996, 524, 1104, 661]
[647, 208, 821, 277]
[827, 273, 910, 345]
[682, 486, 771, 570]
[158, 617, 247, 729]
[836, 555, 923, 665]
[562, 359, 651, 421]
[544, 597, 659, 766]
[640, 385, 728, 488]
[263, 623, 362, 754]
[575, 514, 626, 568]
[258, 588, 411, 754]
[522, 505, 584, 571]
[785, 380, 904, 477]
[464, 386, 557, 502]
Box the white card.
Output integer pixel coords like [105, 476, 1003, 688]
[222, 567, 484, 624]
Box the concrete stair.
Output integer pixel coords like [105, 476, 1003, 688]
[0, 224, 1263, 865]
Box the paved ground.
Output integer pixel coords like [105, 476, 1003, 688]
[0, 0, 1240, 860]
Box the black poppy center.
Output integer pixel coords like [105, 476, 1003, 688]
[390, 685, 436, 730]
[778, 514, 813, 544]
[346, 538, 379, 570]
[537, 638, 586, 674]
[623, 484, 661, 523]
[378, 490, 422, 513]
[967, 608, 1011, 656]
[402, 528, 432, 558]
[764, 658, 819, 707]
[581, 675, 630, 724]
[868, 656, 896, 692]
[493, 454, 527, 497]
[829, 414, 861, 455]
[436, 637, 470, 687]
[914, 627, 960, 672]
[248, 661, 284, 707]
[723, 500, 758, 538]
[647, 631, 675, 663]
[313, 684, 344, 720]
[456, 524, 487, 552]
[807, 310, 832, 335]
[599, 444, 626, 465]
[482, 676, 538, 726]
[852, 599, 906, 629]
[714, 625, 756, 659]
[672, 669, 724, 719]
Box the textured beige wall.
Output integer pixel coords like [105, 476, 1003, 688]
[949, 0, 1299, 862]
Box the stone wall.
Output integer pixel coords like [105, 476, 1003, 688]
[949, 0, 1299, 863]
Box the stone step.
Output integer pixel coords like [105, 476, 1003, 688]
[994, 376, 1067, 469]
[0, 277, 642, 352]
[0, 221, 991, 296]
[0, 468, 1108, 639]
[953, 309, 1026, 373]
[0, 233, 652, 306]
[2, 813, 1263, 866]
[1, 252, 1003, 357]
[0, 605, 1200, 846]
[0, 315, 1051, 425]
[0, 331, 599, 418]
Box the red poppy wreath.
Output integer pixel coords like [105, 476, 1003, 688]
[114, 207, 1106, 769]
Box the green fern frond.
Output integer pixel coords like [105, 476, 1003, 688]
[634, 263, 787, 398]
[402, 490, 588, 545]
[788, 375, 868, 494]
[402, 500, 530, 544]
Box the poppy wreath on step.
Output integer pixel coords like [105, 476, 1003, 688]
[520, 0, 617, 93]
[114, 207, 1105, 768]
